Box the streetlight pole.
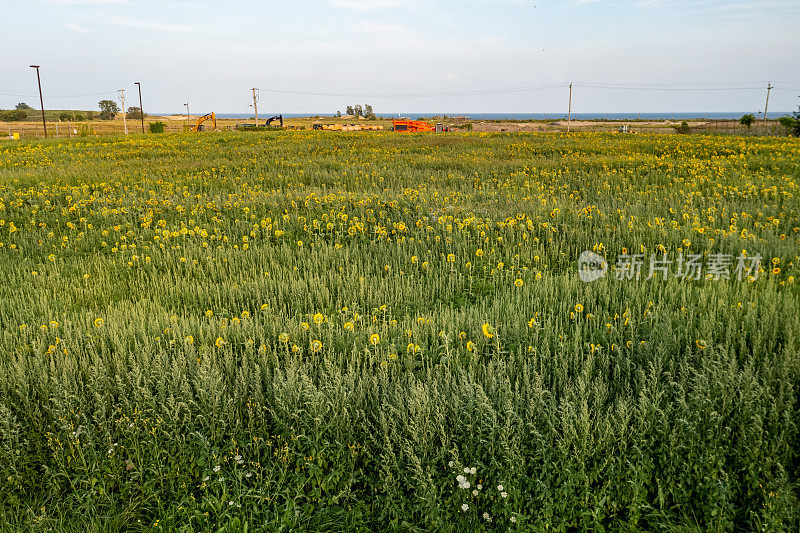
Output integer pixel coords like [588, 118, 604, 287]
[30, 65, 47, 138]
[184, 103, 190, 128]
[135, 82, 145, 134]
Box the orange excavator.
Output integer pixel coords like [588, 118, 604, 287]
[190, 112, 217, 132]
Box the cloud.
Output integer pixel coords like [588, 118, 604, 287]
[64, 22, 91, 32]
[357, 22, 409, 34]
[630, 0, 799, 9]
[108, 16, 196, 33]
[316, 0, 406, 10]
[46, 0, 129, 4]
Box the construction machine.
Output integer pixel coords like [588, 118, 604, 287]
[391, 120, 434, 132]
[265, 115, 283, 128]
[190, 112, 216, 132]
[313, 123, 384, 131]
[391, 120, 458, 133]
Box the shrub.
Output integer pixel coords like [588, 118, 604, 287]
[58, 112, 71, 122]
[148, 121, 166, 133]
[794, 106, 800, 137]
[739, 114, 755, 130]
[0, 109, 27, 121]
[673, 121, 691, 134]
[777, 116, 796, 135]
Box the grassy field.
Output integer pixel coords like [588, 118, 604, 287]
[0, 130, 799, 531]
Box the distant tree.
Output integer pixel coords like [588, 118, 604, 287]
[74, 113, 84, 121]
[794, 106, 800, 137]
[86, 111, 94, 121]
[0, 109, 27, 121]
[16, 102, 32, 110]
[345, 105, 354, 116]
[336, 110, 342, 117]
[364, 104, 375, 119]
[739, 114, 755, 130]
[149, 121, 166, 134]
[126, 106, 146, 120]
[354, 104, 363, 117]
[58, 112, 72, 122]
[777, 116, 796, 135]
[98, 99, 119, 120]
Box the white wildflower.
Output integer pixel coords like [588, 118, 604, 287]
[463, 467, 470, 474]
[477, 484, 482, 490]
[483, 512, 491, 522]
[497, 484, 504, 491]
[461, 504, 469, 512]
[470, 467, 476, 475]
[448, 461, 454, 467]
[213, 465, 221, 473]
[472, 489, 478, 496]
[501, 491, 508, 498]
[510, 516, 517, 524]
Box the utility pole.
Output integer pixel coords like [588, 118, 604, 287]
[135, 82, 145, 134]
[763, 82, 772, 127]
[567, 82, 573, 133]
[251, 88, 259, 126]
[184, 103, 190, 127]
[30, 65, 47, 138]
[118, 89, 128, 135]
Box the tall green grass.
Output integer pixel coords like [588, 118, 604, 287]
[0, 131, 798, 531]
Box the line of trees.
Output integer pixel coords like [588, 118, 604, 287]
[339, 104, 376, 119]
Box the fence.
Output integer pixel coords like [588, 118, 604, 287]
[1, 118, 193, 139]
[1, 118, 796, 140]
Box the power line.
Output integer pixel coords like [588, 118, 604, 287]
[0, 90, 119, 98]
[252, 81, 800, 98]
[255, 83, 567, 98]
[575, 83, 766, 92]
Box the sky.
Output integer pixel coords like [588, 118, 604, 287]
[2, 0, 800, 115]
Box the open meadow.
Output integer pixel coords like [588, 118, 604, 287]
[0, 130, 799, 531]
